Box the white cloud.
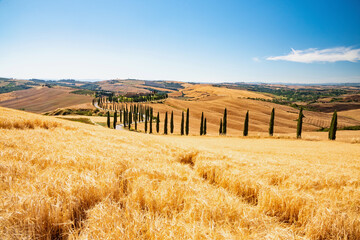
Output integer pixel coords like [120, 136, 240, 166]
[252, 57, 261, 62]
[266, 47, 360, 63]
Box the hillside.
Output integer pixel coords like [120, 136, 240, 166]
[133, 84, 360, 136]
[1, 79, 360, 136]
[0, 86, 93, 113]
[1, 106, 360, 239]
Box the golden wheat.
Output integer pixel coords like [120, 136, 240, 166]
[1, 107, 359, 239]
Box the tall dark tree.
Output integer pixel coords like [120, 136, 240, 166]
[170, 111, 174, 134]
[181, 112, 184, 136]
[185, 108, 189, 135]
[219, 119, 222, 135]
[107, 111, 111, 128]
[204, 118, 207, 135]
[200, 112, 204, 135]
[296, 108, 304, 139]
[149, 109, 153, 134]
[145, 107, 148, 123]
[145, 115, 148, 133]
[223, 108, 227, 135]
[123, 110, 127, 127]
[113, 111, 117, 129]
[156, 112, 160, 133]
[128, 110, 132, 129]
[135, 116, 137, 131]
[269, 108, 275, 136]
[164, 112, 168, 134]
[120, 110, 122, 123]
[329, 110, 337, 140]
[243, 111, 249, 137]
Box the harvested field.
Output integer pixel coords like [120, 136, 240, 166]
[0, 86, 93, 113]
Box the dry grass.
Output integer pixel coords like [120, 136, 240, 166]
[1, 106, 360, 239]
[0, 108, 63, 129]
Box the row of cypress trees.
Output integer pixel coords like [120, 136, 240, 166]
[105, 103, 338, 140]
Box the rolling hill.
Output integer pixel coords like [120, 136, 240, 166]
[132, 84, 360, 136]
[1, 78, 360, 137]
[0, 86, 93, 113]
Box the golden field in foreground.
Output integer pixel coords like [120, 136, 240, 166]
[1, 107, 360, 239]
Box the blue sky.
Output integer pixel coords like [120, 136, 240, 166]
[0, 0, 359, 83]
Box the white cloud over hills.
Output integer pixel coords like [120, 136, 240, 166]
[267, 47, 360, 63]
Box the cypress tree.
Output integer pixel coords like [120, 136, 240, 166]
[296, 108, 304, 139]
[135, 117, 137, 131]
[181, 111, 184, 135]
[145, 107, 148, 123]
[223, 108, 227, 135]
[123, 110, 126, 127]
[243, 110, 249, 137]
[170, 111, 174, 134]
[107, 111, 111, 128]
[120, 110, 122, 123]
[145, 115, 148, 133]
[156, 112, 160, 133]
[269, 108, 275, 136]
[128, 110, 132, 129]
[164, 112, 168, 134]
[186, 108, 189, 135]
[113, 111, 117, 129]
[204, 118, 207, 135]
[200, 112, 204, 135]
[149, 109, 153, 134]
[329, 110, 337, 140]
[219, 119, 222, 135]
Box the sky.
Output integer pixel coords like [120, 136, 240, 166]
[0, 0, 359, 83]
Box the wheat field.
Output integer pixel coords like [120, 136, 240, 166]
[1, 106, 360, 239]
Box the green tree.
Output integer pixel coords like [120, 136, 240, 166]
[181, 111, 184, 135]
[145, 115, 148, 133]
[156, 112, 160, 133]
[113, 111, 117, 129]
[204, 118, 207, 135]
[243, 111, 249, 137]
[219, 119, 222, 135]
[149, 109, 153, 134]
[170, 111, 174, 134]
[223, 108, 227, 135]
[200, 112, 204, 135]
[164, 112, 168, 134]
[269, 108, 275, 136]
[123, 110, 126, 127]
[296, 108, 304, 139]
[135, 116, 137, 130]
[128, 110, 132, 130]
[107, 111, 110, 128]
[186, 108, 190, 135]
[328, 110, 337, 140]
